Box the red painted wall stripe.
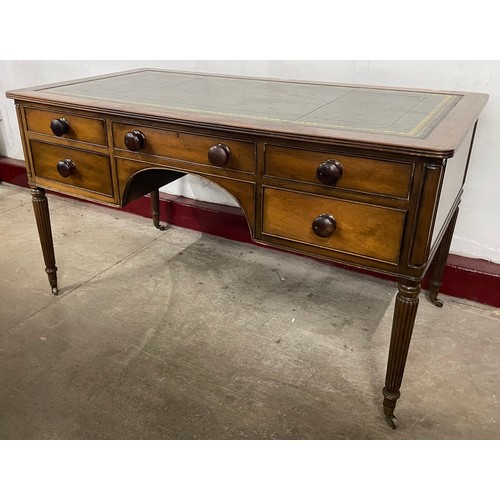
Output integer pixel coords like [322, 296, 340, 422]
[0, 157, 29, 188]
[2, 157, 499, 307]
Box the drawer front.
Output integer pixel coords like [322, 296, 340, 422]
[31, 142, 113, 196]
[265, 145, 413, 198]
[262, 187, 406, 264]
[25, 108, 107, 145]
[112, 122, 256, 173]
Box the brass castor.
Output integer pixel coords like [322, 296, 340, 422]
[429, 295, 444, 308]
[385, 414, 399, 429]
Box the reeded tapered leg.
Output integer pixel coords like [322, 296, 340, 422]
[150, 189, 166, 231]
[382, 280, 421, 429]
[31, 187, 58, 295]
[428, 207, 459, 307]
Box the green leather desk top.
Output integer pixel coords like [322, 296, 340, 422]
[44, 69, 460, 139]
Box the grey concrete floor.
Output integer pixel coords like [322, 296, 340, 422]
[0, 183, 499, 439]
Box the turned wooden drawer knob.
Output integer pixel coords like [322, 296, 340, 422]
[316, 159, 344, 185]
[208, 143, 231, 166]
[50, 118, 70, 137]
[312, 214, 337, 238]
[124, 130, 147, 151]
[56, 159, 76, 178]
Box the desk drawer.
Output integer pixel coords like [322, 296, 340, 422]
[31, 141, 113, 196]
[262, 187, 406, 264]
[112, 122, 256, 173]
[265, 145, 413, 198]
[25, 108, 107, 145]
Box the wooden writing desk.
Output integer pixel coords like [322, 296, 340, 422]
[7, 69, 488, 428]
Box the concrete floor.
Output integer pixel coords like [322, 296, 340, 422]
[0, 183, 498, 439]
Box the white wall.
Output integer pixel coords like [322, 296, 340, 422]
[1, 60, 499, 264]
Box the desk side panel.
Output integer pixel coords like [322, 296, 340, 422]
[431, 124, 476, 247]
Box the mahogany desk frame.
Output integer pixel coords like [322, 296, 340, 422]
[7, 69, 488, 429]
